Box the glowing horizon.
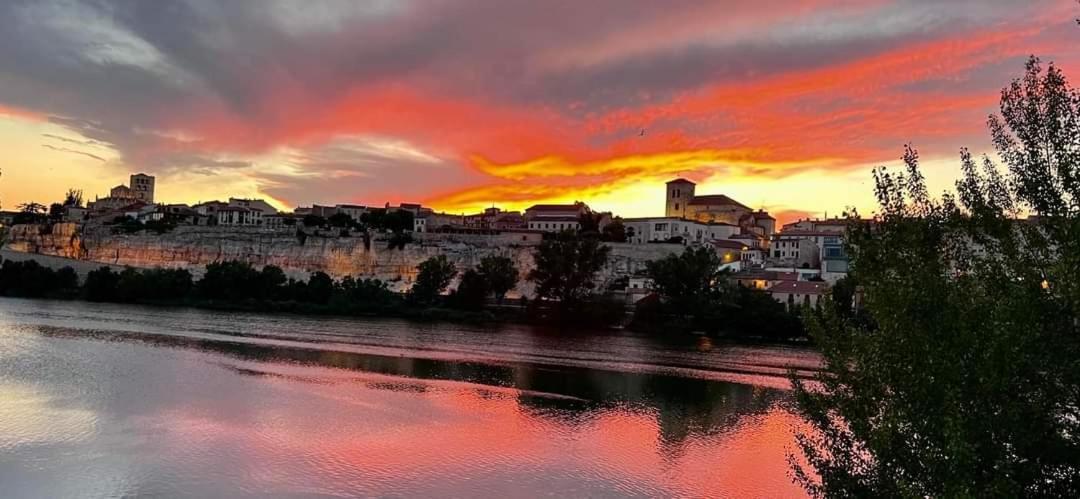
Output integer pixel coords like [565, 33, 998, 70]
[1, 1, 1078, 225]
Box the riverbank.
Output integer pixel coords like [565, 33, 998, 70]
[0, 255, 812, 344]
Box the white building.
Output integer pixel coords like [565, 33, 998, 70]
[623, 217, 739, 245]
[523, 203, 590, 233]
[217, 207, 262, 226]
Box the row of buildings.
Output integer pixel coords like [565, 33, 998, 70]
[63, 173, 852, 309]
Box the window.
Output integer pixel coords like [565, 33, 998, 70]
[674, 203, 679, 211]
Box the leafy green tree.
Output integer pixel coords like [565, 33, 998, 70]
[0, 260, 74, 297]
[410, 255, 456, 304]
[305, 271, 335, 304]
[528, 231, 610, 307]
[83, 267, 120, 302]
[601, 218, 627, 242]
[451, 269, 489, 310]
[259, 265, 288, 300]
[645, 246, 724, 319]
[476, 255, 519, 304]
[327, 212, 354, 228]
[302, 214, 326, 228]
[63, 188, 83, 208]
[197, 260, 262, 301]
[793, 59, 1080, 498]
[54, 267, 79, 291]
[336, 276, 396, 310]
[48, 203, 64, 222]
[14, 202, 46, 225]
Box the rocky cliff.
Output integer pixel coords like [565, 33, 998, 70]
[2, 224, 683, 294]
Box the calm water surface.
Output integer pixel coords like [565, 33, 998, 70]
[0, 297, 820, 498]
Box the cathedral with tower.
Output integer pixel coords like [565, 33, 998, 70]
[665, 178, 775, 236]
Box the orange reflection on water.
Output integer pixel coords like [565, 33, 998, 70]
[148, 363, 810, 497]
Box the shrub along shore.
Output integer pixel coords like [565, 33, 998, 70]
[0, 232, 815, 342]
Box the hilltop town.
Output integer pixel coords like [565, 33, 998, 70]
[1, 173, 851, 309]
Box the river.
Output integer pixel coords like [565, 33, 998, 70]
[0, 297, 820, 498]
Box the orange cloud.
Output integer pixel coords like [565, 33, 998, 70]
[0, 104, 44, 122]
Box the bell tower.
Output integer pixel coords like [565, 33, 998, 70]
[665, 178, 695, 218]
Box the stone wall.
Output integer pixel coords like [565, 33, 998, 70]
[2, 224, 684, 294]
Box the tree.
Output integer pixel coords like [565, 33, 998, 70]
[410, 255, 456, 305]
[197, 260, 262, 301]
[327, 212, 354, 228]
[476, 255, 519, 304]
[601, 218, 627, 242]
[304, 271, 335, 304]
[645, 246, 724, 320]
[302, 214, 326, 228]
[63, 189, 83, 208]
[84, 267, 120, 302]
[48, 203, 65, 222]
[792, 59, 1080, 497]
[336, 276, 396, 310]
[13, 202, 46, 225]
[259, 265, 288, 300]
[528, 231, 610, 307]
[451, 269, 489, 310]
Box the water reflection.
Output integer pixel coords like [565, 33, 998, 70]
[0, 298, 809, 498]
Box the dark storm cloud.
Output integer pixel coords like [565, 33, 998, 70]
[0, 0, 1074, 209]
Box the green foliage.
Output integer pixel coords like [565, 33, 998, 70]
[302, 214, 326, 228]
[197, 261, 263, 301]
[63, 188, 83, 208]
[635, 246, 804, 338]
[450, 269, 489, 310]
[13, 202, 46, 225]
[645, 246, 724, 318]
[83, 267, 120, 301]
[410, 255, 456, 305]
[327, 212, 354, 228]
[0, 260, 78, 298]
[335, 276, 397, 311]
[361, 208, 414, 233]
[528, 231, 611, 306]
[476, 255, 519, 303]
[305, 271, 335, 304]
[48, 203, 64, 221]
[793, 59, 1080, 497]
[388, 231, 413, 250]
[601, 218, 627, 242]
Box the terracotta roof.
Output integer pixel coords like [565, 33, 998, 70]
[768, 281, 827, 295]
[688, 194, 750, 210]
[666, 178, 696, 185]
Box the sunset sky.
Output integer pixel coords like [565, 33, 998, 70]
[1, 0, 1077, 224]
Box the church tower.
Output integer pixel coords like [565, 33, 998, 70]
[665, 178, 695, 218]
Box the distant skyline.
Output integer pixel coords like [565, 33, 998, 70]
[1, 0, 1078, 224]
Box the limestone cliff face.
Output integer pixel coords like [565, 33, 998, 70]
[3, 224, 682, 294]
